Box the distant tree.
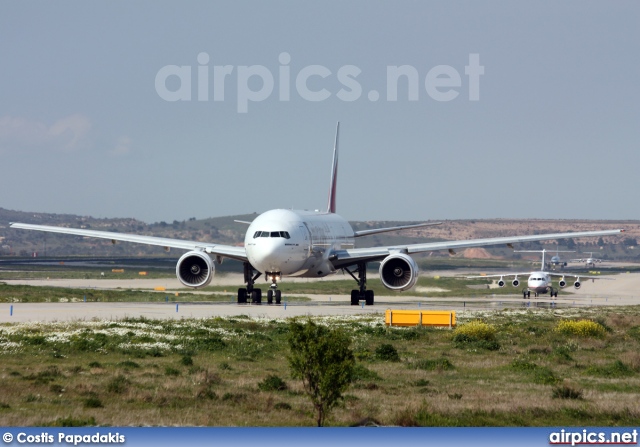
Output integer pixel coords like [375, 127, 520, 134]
[622, 237, 638, 247]
[597, 237, 605, 247]
[287, 320, 355, 427]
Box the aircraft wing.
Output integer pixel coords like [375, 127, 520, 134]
[331, 229, 623, 268]
[548, 272, 613, 280]
[466, 273, 531, 279]
[353, 222, 442, 237]
[9, 223, 248, 262]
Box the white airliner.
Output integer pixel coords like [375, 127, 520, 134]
[571, 252, 603, 268]
[546, 248, 574, 270]
[10, 124, 623, 305]
[468, 249, 610, 298]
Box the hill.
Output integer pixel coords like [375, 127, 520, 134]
[1, 207, 638, 261]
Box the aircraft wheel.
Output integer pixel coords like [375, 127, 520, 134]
[251, 289, 261, 304]
[365, 290, 374, 306]
[267, 290, 273, 304]
[527, 291, 531, 298]
[275, 290, 282, 305]
[350, 290, 360, 305]
[238, 288, 248, 304]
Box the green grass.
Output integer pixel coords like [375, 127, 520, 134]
[199, 275, 542, 298]
[0, 260, 593, 299]
[0, 264, 176, 281]
[0, 274, 528, 303]
[0, 283, 287, 303]
[2, 307, 640, 426]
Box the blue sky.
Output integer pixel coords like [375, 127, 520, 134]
[1, 1, 638, 223]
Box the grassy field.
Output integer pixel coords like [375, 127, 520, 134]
[0, 265, 175, 281]
[202, 276, 553, 298]
[2, 307, 640, 426]
[0, 283, 248, 304]
[0, 274, 554, 304]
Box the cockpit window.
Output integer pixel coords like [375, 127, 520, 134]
[254, 231, 291, 238]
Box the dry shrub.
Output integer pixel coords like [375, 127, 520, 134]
[608, 314, 640, 330]
[392, 406, 420, 427]
[552, 384, 583, 400]
[620, 351, 640, 371]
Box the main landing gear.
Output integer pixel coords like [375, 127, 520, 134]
[344, 262, 374, 306]
[237, 262, 262, 304]
[522, 288, 558, 299]
[237, 263, 282, 305]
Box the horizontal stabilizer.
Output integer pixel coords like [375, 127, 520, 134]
[354, 222, 442, 238]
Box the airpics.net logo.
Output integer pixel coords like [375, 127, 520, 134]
[154, 52, 484, 113]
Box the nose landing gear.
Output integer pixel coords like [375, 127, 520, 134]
[236, 264, 284, 305]
[266, 272, 282, 305]
[267, 288, 282, 305]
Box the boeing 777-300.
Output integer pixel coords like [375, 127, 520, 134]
[10, 124, 624, 305]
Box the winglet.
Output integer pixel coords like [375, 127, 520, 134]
[326, 122, 339, 214]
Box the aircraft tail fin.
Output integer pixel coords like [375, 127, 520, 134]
[326, 122, 339, 213]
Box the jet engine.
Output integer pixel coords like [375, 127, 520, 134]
[176, 251, 214, 288]
[559, 279, 567, 288]
[379, 253, 418, 291]
[512, 279, 520, 287]
[497, 279, 505, 288]
[574, 280, 581, 289]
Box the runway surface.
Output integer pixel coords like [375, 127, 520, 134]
[2, 272, 639, 323]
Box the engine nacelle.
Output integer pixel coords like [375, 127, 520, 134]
[559, 279, 567, 288]
[497, 279, 505, 288]
[512, 279, 520, 287]
[379, 253, 418, 291]
[574, 281, 581, 290]
[176, 251, 214, 288]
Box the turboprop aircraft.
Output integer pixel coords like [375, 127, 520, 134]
[10, 124, 624, 305]
[468, 249, 611, 298]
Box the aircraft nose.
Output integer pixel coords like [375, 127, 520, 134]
[250, 240, 285, 271]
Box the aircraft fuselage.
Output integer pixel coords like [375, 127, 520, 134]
[527, 272, 552, 294]
[244, 209, 355, 278]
